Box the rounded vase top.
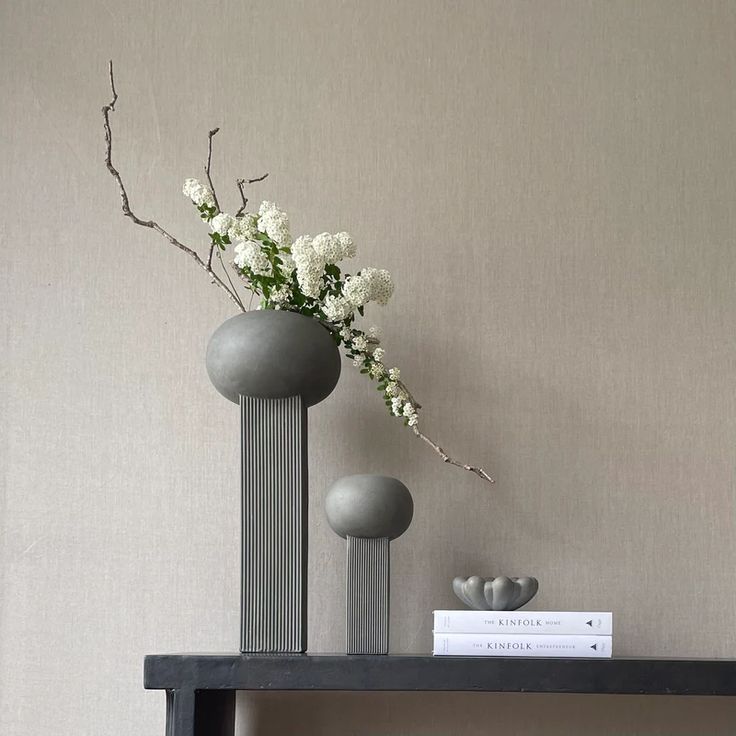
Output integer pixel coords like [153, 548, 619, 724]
[325, 474, 414, 541]
[206, 310, 341, 407]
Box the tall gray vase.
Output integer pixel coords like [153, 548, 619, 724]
[206, 310, 341, 653]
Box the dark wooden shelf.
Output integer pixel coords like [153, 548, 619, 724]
[144, 653, 736, 697]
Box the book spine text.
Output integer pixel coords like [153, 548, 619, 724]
[433, 633, 613, 658]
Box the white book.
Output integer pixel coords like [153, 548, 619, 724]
[433, 610, 612, 636]
[433, 633, 613, 658]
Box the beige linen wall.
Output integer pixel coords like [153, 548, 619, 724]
[2, 1, 736, 734]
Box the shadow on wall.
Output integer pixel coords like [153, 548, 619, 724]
[237, 691, 736, 736]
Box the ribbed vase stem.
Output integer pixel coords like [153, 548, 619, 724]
[346, 535, 390, 655]
[240, 395, 307, 653]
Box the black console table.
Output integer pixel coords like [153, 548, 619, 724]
[144, 653, 736, 735]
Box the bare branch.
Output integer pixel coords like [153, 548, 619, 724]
[235, 180, 248, 216]
[235, 173, 269, 217]
[217, 249, 245, 310]
[412, 425, 495, 484]
[205, 128, 221, 212]
[102, 61, 245, 312]
[204, 129, 220, 275]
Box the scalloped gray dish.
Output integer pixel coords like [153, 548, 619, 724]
[453, 575, 539, 611]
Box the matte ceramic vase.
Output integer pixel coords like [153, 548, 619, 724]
[325, 474, 413, 655]
[207, 310, 341, 653]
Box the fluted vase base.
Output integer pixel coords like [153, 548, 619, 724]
[240, 394, 307, 653]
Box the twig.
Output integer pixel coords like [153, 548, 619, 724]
[235, 173, 269, 217]
[205, 128, 221, 212]
[412, 425, 495, 484]
[204, 129, 220, 274]
[101, 61, 245, 312]
[202, 128, 246, 311]
[217, 249, 244, 306]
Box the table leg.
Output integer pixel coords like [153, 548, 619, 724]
[165, 689, 235, 736]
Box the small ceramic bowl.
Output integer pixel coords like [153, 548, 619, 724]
[453, 575, 539, 611]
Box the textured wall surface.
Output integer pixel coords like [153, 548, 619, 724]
[2, 1, 736, 734]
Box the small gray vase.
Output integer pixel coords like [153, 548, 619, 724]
[206, 310, 341, 653]
[325, 474, 414, 655]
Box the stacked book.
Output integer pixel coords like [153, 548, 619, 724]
[432, 610, 613, 658]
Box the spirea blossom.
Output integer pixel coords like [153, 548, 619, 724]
[291, 235, 316, 262]
[258, 201, 291, 246]
[312, 233, 342, 264]
[369, 362, 385, 378]
[234, 241, 270, 275]
[352, 335, 368, 352]
[335, 231, 356, 259]
[403, 400, 419, 425]
[291, 235, 326, 298]
[270, 285, 291, 303]
[182, 178, 215, 207]
[370, 269, 394, 305]
[228, 214, 258, 241]
[372, 347, 385, 362]
[344, 268, 394, 308]
[344, 273, 372, 307]
[322, 295, 353, 323]
[211, 213, 235, 236]
[279, 251, 296, 275]
[388, 367, 401, 380]
[296, 264, 323, 298]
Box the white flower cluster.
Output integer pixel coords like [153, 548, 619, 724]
[270, 285, 291, 304]
[343, 268, 394, 308]
[322, 294, 353, 322]
[182, 178, 215, 208]
[279, 250, 296, 274]
[291, 235, 324, 298]
[340, 323, 418, 427]
[290, 229, 360, 302]
[211, 212, 235, 236]
[352, 335, 368, 352]
[258, 201, 291, 246]
[233, 241, 270, 275]
[228, 213, 258, 241]
[312, 232, 356, 263]
[388, 384, 417, 425]
[369, 362, 385, 378]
